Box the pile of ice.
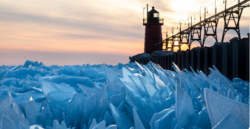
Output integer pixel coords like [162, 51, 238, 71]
[0, 60, 249, 129]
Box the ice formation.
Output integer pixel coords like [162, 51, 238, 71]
[0, 60, 249, 129]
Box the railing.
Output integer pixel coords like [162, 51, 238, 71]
[154, 0, 250, 51]
[143, 18, 147, 25]
[159, 18, 164, 24]
[178, 0, 250, 32]
[143, 18, 164, 25]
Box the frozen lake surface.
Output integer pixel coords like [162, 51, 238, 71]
[0, 60, 249, 129]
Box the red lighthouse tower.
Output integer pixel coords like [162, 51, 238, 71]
[143, 5, 164, 54]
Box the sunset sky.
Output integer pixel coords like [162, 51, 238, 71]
[0, 0, 249, 65]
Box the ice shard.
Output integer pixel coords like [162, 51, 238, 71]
[24, 98, 38, 125]
[41, 81, 76, 102]
[132, 109, 145, 129]
[139, 76, 157, 97]
[151, 109, 175, 129]
[103, 111, 113, 126]
[149, 108, 173, 127]
[110, 93, 125, 107]
[60, 121, 67, 129]
[30, 125, 44, 129]
[92, 120, 106, 129]
[1, 114, 16, 129]
[84, 94, 97, 120]
[52, 120, 60, 129]
[105, 125, 117, 129]
[174, 83, 195, 128]
[194, 108, 211, 129]
[213, 113, 246, 129]
[88, 85, 109, 122]
[204, 88, 249, 128]
[153, 74, 167, 91]
[103, 66, 123, 93]
[7, 108, 29, 128]
[78, 84, 101, 97]
[89, 119, 97, 129]
[109, 103, 133, 129]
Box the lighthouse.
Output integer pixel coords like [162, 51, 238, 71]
[143, 5, 164, 54]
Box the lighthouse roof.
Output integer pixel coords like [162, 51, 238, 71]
[149, 6, 159, 13]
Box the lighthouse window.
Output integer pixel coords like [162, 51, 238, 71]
[153, 13, 158, 18]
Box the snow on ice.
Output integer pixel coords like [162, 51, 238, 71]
[0, 60, 249, 129]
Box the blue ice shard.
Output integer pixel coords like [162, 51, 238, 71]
[194, 108, 211, 129]
[14, 91, 45, 104]
[132, 109, 145, 129]
[0, 93, 13, 117]
[213, 113, 246, 129]
[129, 75, 148, 96]
[41, 81, 75, 102]
[104, 111, 113, 126]
[92, 120, 106, 129]
[7, 108, 29, 128]
[149, 92, 163, 112]
[151, 109, 175, 129]
[139, 76, 157, 97]
[149, 108, 172, 127]
[52, 120, 60, 129]
[117, 101, 125, 111]
[192, 126, 202, 129]
[174, 84, 195, 128]
[105, 125, 117, 129]
[89, 119, 97, 129]
[41, 76, 96, 90]
[1, 114, 16, 129]
[30, 125, 44, 129]
[60, 121, 67, 129]
[227, 89, 235, 100]
[110, 94, 125, 107]
[2, 93, 29, 129]
[121, 67, 133, 83]
[89, 85, 109, 120]
[134, 62, 150, 78]
[153, 74, 167, 91]
[78, 84, 101, 97]
[204, 88, 249, 128]
[109, 103, 133, 129]
[24, 98, 38, 125]
[84, 94, 97, 120]
[67, 93, 87, 127]
[19, 123, 29, 129]
[103, 66, 123, 93]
